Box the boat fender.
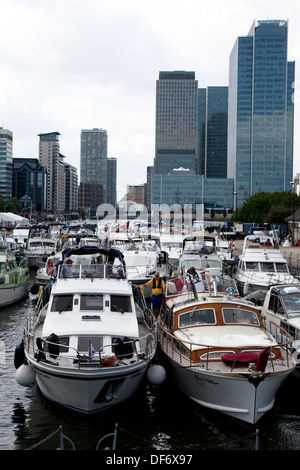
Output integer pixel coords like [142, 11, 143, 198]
[30, 284, 39, 295]
[243, 281, 249, 296]
[256, 348, 270, 372]
[15, 362, 36, 386]
[46, 333, 60, 359]
[14, 340, 25, 369]
[147, 364, 166, 385]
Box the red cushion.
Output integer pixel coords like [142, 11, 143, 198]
[222, 352, 259, 368]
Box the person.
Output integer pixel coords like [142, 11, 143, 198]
[142, 272, 166, 318]
[228, 238, 235, 253]
[187, 266, 199, 280]
[171, 271, 184, 292]
[63, 258, 74, 278]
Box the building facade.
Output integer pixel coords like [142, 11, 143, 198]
[154, 71, 198, 174]
[106, 157, 117, 207]
[38, 132, 62, 214]
[0, 128, 13, 200]
[12, 158, 47, 214]
[228, 20, 295, 208]
[80, 128, 107, 188]
[64, 162, 78, 216]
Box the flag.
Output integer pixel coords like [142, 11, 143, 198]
[88, 339, 95, 361]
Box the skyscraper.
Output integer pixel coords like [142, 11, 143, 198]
[154, 71, 198, 174]
[198, 87, 228, 178]
[0, 128, 13, 200]
[80, 128, 107, 189]
[228, 20, 295, 208]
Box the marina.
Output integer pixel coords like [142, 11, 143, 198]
[1, 226, 300, 451]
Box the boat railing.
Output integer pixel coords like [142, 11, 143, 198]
[157, 318, 294, 372]
[56, 263, 127, 280]
[24, 326, 157, 369]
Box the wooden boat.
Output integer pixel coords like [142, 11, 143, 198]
[157, 275, 295, 425]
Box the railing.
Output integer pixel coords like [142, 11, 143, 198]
[24, 325, 157, 370]
[56, 263, 127, 280]
[157, 318, 294, 372]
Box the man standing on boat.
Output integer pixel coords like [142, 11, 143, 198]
[141, 272, 166, 318]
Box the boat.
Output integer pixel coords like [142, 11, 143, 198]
[0, 251, 30, 307]
[18, 247, 157, 414]
[24, 224, 59, 268]
[122, 235, 170, 287]
[178, 236, 222, 273]
[157, 275, 295, 425]
[233, 236, 299, 296]
[159, 232, 184, 268]
[259, 283, 300, 377]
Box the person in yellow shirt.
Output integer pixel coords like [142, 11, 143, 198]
[142, 272, 166, 318]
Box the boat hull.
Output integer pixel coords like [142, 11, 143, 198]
[26, 357, 149, 414]
[0, 281, 30, 307]
[164, 354, 289, 425]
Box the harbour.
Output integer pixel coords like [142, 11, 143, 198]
[1, 230, 300, 453]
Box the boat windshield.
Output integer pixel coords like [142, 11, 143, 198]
[222, 307, 260, 326]
[281, 293, 300, 317]
[275, 263, 289, 273]
[179, 308, 215, 328]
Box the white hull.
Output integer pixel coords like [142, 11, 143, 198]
[166, 355, 289, 424]
[0, 281, 30, 307]
[28, 358, 148, 413]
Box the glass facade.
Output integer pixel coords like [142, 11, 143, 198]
[0, 128, 13, 200]
[151, 172, 234, 212]
[228, 20, 294, 208]
[13, 158, 47, 212]
[80, 128, 107, 188]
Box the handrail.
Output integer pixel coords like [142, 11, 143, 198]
[157, 318, 294, 371]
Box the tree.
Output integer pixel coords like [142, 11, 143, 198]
[231, 191, 300, 224]
[5, 197, 21, 214]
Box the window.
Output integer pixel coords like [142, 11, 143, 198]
[51, 295, 73, 312]
[111, 295, 132, 312]
[80, 294, 103, 310]
[223, 307, 259, 325]
[179, 308, 215, 328]
[77, 336, 103, 353]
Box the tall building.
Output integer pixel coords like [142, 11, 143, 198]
[64, 162, 78, 215]
[106, 157, 117, 207]
[154, 71, 198, 174]
[38, 132, 62, 214]
[80, 128, 107, 189]
[198, 87, 228, 178]
[0, 128, 13, 200]
[228, 20, 295, 208]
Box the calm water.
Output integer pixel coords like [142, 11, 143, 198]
[1, 276, 300, 452]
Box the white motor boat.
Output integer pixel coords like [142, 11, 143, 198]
[259, 283, 300, 377]
[233, 236, 299, 296]
[24, 224, 58, 268]
[122, 235, 170, 286]
[159, 232, 184, 268]
[178, 236, 224, 275]
[0, 251, 30, 307]
[157, 278, 295, 425]
[17, 247, 157, 414]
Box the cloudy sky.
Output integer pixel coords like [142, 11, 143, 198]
[1, 0, 300, 200]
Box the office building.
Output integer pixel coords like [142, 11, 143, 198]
[198, 87, 228, 178]
[106, 157, 117, 207]
[228, 20, 295, 208]
[13, 158, 47, 214]
[0, 128, 13, 200]
[80, 128, 107, 188]
[154, 71, 198, 174]
[64, 162, 78, 216]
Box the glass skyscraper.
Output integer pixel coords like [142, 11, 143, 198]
[228, 20, 295, 208]
[0, 128, 13, 200]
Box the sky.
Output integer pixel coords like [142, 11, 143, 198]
[1, 0, 300, 201]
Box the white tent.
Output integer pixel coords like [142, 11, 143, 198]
[0, 212, 29, 224]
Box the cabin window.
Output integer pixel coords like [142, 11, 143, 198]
[245, 262, 259, 271]
[275, 263, 288, 273]
[260, 262, 275, 272]
[77, 336, 103, 353]
[179, 308, 215, 328]
[44, 336, 70, 354]
[269, 294, 285, 314]
[51, 295, 73, 312]
[111, 295, 132, 312]
[80, 294, 103, 311]
[222, 307, 259, 325]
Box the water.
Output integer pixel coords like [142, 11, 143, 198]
[1, 277, 300, 452]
